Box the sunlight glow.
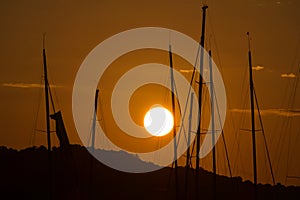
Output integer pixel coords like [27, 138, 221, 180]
[143, 106, 174, 137]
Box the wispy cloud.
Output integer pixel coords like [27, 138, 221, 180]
[230, 108, 300, 117]
[252, 65, 264, 71]
[180, 69, 194, 73]
[1, 83, 61, 89]
[281, 73, 296, 78]
[179, 69, 209, 73]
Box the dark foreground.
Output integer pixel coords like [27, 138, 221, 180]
[0, 145, 299, 200]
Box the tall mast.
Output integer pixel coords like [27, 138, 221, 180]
[91, 89, 100, 150]
[43, 34, 52, 200]
[88, 89, 100, 199]
[184, 92, 194, 200]
[209, 49, 217, 200]
[196, 5, 208, 199]
[247, 32, 258, 200]
[169, 44, 179, 199]
[43, 35, 51, 153]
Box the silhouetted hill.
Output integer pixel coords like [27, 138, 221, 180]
[0, 145, 299, 200]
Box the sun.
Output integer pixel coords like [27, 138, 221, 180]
[143, 105, 174, 137]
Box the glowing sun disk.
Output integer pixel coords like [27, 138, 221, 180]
[143, 106, 174, 136]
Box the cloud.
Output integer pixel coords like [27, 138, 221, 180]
[179, 69, 209, 73]
[179, 69, 194, 73]
[281, 73, 296, 78]
[1, 83, 61, 89]
[230, 108, 300, 117]
[252, 65, 264, 71]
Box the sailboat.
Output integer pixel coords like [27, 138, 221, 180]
[246, 32, 275, 200]
[185, 5, 221, 200]
[42, 35, 70, 150]
[41, 35, 71, 200]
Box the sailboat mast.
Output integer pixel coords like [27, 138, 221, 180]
[43, 36, 51, 152]
[196, 5, 208, 198]
[169, 45, 177, 169]
[169, 45, 179, 199]
[209, 49, 217, 200]
[91, 89, 99, 150]
[247, 32, 258, 199]
[184, 92, 194, 200]
[196, 4, 208, 171]
[43, 35, 53, 200]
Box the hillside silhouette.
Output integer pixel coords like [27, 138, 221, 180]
[0, 145, 299, 200]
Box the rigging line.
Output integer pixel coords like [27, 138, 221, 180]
[234, 83, 250, 175]
[285, 63, 300, 180]
[177, 21, 206, 127]
[199, 86, 210, 169]
[176, 28, 209, 166]
[42, 39, 61, 112]
[229, 83, 246, 173]
[172, 75, 189, 148]
[207, 10, 223, 73]
[231, 76, 249, 167]
[290, 37, 300, 73]
[189, 139, 197, 169]
[166, 47, 188, 151]
[160, 48, 186, 160]
[273, 106, 290, 175]
[48, 82, 56, 113]
[283, 111, 296, 180]
[287, 125, 300, 177]
[253, 87, 276, 185]
[98, 91, 107, 139]
[233, 56, 251, 165]
[30, 76, 44, 146]
[174, 5, 209, 169]
[87, 100, 97, 147]
[166, 55, 201, 152]
[213, 84, 232, 177]
[273, 41, 300, 169]
[221, 132, 232, 177]
[46, 61, 61, 111]
[275, 63, 300, 178]
[277, 98, 297, 177]
[275, 76, 294, 136]
[178, 51, 199, 128]
[207, 8, 242, 177]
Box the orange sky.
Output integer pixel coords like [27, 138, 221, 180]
[0, 0, 299, 186]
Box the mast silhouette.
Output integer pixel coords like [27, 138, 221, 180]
[43, 34, 53, 200]
[184, 93, 194, 200]
[169, 44, 179, 200]
[88, 89, 100, 199]
[247, 32, 258, 200]
[43, 36, 51, 155]
[209, 49, 217, 200]
[196, 5, 208, 199]
[91, 89, 100, 150]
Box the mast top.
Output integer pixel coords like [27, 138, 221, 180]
[247, 32, 251, 51]
[202, 5, 208, 10]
